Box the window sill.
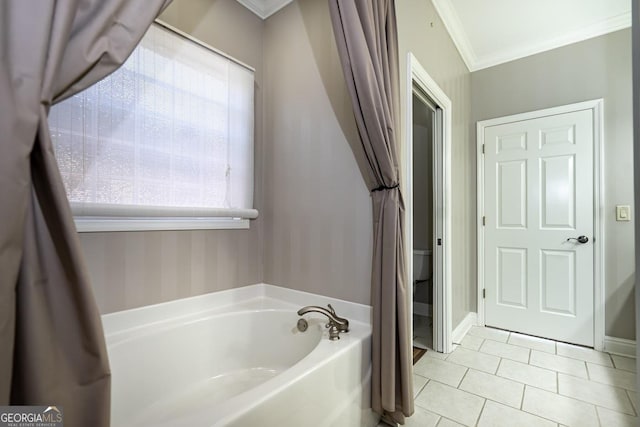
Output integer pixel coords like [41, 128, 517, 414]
[74, 217, 251, 232]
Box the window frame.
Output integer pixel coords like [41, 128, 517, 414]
[53, 20, 257, 233]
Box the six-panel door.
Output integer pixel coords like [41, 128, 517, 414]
[484, 109, 594, 346]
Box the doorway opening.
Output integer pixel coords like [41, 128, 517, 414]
[411, 88, 438, 351]
[406, 53, 453, 354]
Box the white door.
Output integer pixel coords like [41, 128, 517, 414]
[483, 108, 594, 346]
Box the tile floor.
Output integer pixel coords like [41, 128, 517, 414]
[392, 326, 638, 426]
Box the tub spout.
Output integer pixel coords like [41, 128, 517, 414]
[297, 304, 349, 340]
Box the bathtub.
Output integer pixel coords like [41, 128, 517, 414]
[102, 284, 378, 427]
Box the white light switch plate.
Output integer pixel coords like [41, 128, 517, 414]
[616, 205, 631, 222]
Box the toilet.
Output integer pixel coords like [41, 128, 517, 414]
[413, 248, 432, 311]
[413, 249, 432, 287]
[413, 249, 433, 348]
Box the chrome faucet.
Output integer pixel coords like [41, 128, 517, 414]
[297, 304, 349, 340]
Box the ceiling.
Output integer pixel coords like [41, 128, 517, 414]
[236, 0, 631, 71]
[235, 0, 293, 19]
[432, 0, 632, 71]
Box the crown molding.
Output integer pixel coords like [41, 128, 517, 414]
[236, 0, 293, 20]
[472, 11, 632, 70]
[432, 0, 632, 72]
[432, 0, 476, 71]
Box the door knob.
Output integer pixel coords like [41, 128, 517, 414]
[566, 235, 589, 244]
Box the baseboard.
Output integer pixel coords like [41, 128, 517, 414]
[452, 312, 477, 345]
[604, 336, 637, 357]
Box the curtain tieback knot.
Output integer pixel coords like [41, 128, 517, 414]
[371, 183, 399, 193]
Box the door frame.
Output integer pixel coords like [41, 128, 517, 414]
[405, 53, 453, 353]
[476, 99, 605, 350]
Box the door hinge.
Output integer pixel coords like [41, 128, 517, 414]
[482, 144, 485, 154]
[482, 216, 486, 226]
[483, 288, 486, 299]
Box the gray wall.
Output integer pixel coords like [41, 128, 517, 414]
[82, 0, 265, 314]
[86, 0, 477, 323]
[247, 0, 475, 315]
[262, 0, 373, 305]
[471, 29, 635, 340]
[397, 0, 475, 329]
[83, 0, 634, 344]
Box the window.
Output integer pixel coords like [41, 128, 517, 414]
[49, 22, 256, 231]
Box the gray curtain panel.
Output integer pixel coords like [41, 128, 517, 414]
[328, 0, 413, 423]
[0, 1, 170, 425]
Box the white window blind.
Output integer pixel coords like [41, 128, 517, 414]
[49, 22, 256, 231]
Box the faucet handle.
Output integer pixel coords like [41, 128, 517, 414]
[324, 305, 337, 329]
[328, 324, 340, 340]
[327, 304, 336, 316]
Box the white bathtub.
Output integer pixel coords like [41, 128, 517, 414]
[102, 284, 378, 427]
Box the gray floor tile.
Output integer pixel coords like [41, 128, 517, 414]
[522, 386, 598, 427]
[596, 406, 639, 427]
[410, 328, 635, 427]
[508, 332, 556, 353]
[467, 326, 509, 343]
[529, 350, 588, 378]
[415, 381, 485, 426]
[556, 341, 613, 366]
[446, 347, 500, 374]
[479, 339, 530, 363]
[588, 363, 637, 391]
[459, 369, 524, 408]
[414, 356, 468, 387]
[496, 359, 557, 392]
[611, 354, 637, 372]
[478, 400, 556, 427]
[558, 373, 634, 415]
